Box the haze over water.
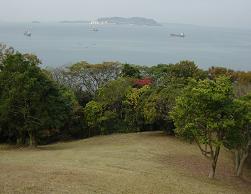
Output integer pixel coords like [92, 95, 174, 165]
[0, 22, 251, 70]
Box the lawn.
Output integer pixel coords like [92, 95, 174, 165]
[0, 132, 250, 194]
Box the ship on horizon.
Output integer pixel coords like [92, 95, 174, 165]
[170, 33, 185, 38]
[24, 30, 32, 37]
[92, 28, 99, 32]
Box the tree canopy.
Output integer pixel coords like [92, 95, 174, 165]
[0, 52, 78, 146]
[171, 76, 236, 178]
[1, 44, 251, 179]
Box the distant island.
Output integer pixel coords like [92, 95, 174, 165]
[92, 17, 161, 26]
[59, 20, 89, 24]
[32, 21, 41, 23]
[58, 17, 161, 26]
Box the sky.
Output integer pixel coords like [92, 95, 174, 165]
[0, 0, 251, 28]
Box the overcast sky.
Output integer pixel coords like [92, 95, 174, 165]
[0, 0, 250, 28]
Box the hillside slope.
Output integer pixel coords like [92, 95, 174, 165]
[0, 132, 250, 194]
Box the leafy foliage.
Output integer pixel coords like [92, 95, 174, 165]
[0, 52, 79, 146]
[121, 64, 141, 78]
[170, 76, 235, 178]
[51, 61, 121, 95]
[1, 44, 251, 179]
[225, 93, 251, 176]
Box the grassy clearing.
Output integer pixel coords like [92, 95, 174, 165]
[0, 132, 250, 194]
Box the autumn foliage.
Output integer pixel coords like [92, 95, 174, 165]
[133, 77, 153, 87]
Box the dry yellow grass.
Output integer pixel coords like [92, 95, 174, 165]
[0, 132, 250, 194]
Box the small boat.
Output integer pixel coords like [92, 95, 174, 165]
[89, 25, 99, 32]
[170, 33, 185, 38]
[91, 28, 99, 32]
[24, 30, 32, 37]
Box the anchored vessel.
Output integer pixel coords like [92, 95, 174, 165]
[89, 26, 99, 32]
[92, 28, 99, 32]
[24, 30, 32, 37]
[170, 33, 185, 38]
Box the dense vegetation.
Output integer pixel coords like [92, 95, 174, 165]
[0, 44, 250, 179]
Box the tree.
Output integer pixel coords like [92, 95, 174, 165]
[84, 78, 133, 134]
[208, 66, 236, 82]
[51, 61, 122, 97]
[139, 84, 181, 133]
[121, 64, 141, 78]
[147, 61, 207, 88]
[170, 76, 235, 178]
[84, 101, 103, 136]
[0, 43, 14, 67]
[208, 66, 251, 97]
[225, 94, 251, 177]
[96, 78, 132, 110]
[0, 52, 76, 146]
[123, 85, 149, 130]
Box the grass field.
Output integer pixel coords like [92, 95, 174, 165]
[0, 132, 250, 194]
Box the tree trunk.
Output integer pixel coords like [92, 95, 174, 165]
[16, 137, 23, 145]
[28, 130, 36, 147]
[16, 130, 25, 145]
[88, 128, 91, 138]
[208, 146, 220, 179]
[237, 153, 248, 177]
[208, 161, 216, 179]
[235, 148, 249, 177]
[16, 134, 24, 145]
[235, 140, 251, 177]
[235, 150, 240, 172]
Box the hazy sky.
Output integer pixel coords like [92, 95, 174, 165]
[1, 0, 251, 28]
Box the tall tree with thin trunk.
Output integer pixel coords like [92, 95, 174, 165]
[226, 94, 251, 177]
[170, 76, 235, 179]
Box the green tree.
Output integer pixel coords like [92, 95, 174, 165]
[84, 101, 103, 136]
[225, 94, 251, 177]
[84, 78, 133, 134]
[123, 85, 149, 129]
[135, 78, 185, 133]
[97, 78, 132, 111]
[170, 76, 235, 178]
[0, 43, 14, 66]
[121, 64, 141, 78]
[148, 61, 207, 87]
[0, 52, 76, 146]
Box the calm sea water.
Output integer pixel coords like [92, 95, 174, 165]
[0, 22, 251, 70]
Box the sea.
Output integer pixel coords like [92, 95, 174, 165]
[0, 22, 251, 71]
